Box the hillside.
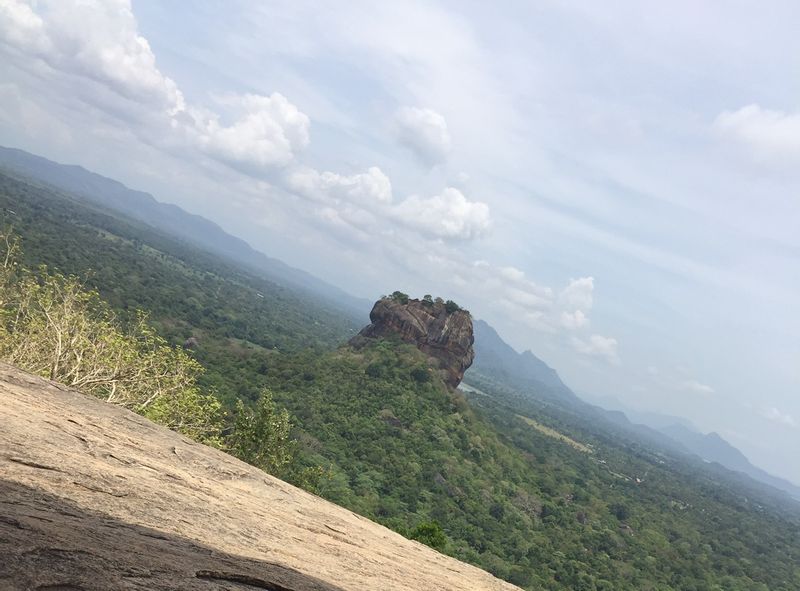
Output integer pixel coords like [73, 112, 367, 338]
[0, 363, 517, 591]
[0, 171, 361, 404]
[256, 338, 800, 590]
[0, 146, 370, 318]
[469, 319, 800, 500]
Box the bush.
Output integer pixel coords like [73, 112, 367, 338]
[228, 389, 295, 477]
[0, 228, 223, 443]
[390, 290, 410, 304]
[409, 520, 448, 552]
[145, 386, 224, 447]
[609, 502, 630, 521]
[444, 299, 461, 313]
[410, 366, 430, 383]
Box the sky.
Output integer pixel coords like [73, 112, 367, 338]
[0, 0, 798, 484]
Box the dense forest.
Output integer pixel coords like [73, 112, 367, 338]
[0, 173, 360, 405]
[2, 171, 799, 591]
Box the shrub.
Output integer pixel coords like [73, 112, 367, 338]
[409, 520, 448, 552]
[444, 299, 461, 313]
[228, 389, 295, 477]
[0, 228, 223, 444]
[410, 366, 430, 383]
[390, 290, 410, 304]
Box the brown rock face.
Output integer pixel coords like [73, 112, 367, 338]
[352, 296, 475, 388]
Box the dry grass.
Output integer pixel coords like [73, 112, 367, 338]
[516, 415, 593, 453]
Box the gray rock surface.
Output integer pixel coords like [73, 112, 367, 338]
[0, 363, 519, 591]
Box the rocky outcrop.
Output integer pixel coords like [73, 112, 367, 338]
[0, 363, 519, 591]
[351, 296, 475, 389]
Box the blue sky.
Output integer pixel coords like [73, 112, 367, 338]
[1, 0, 798, 484]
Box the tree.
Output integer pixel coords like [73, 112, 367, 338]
[390, 290, 410, 304]
[0, 229, 20, 308]
[228, 389, 295, 477]
[145, 386, 224, 447]
[0, 228, 223, 443]
[410, 365, 430, 383]
[409, 520, 448, 552]
[444, 299, 461, 313]
[609, 502, 630, 521]
[1, 270, 199, 411]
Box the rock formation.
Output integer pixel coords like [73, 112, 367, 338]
[351, 295, 475, 389]
[0, 363, 519, 591]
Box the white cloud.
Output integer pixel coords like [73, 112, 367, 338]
[681, 379, 715, 396]
[571, 334, 620, 365]
[760, 406, 796, 428]
[499, 266, 526, 282]
[715, 104, 800, 162]
[196, 93, 310, 172]
[395, 106, 452, 166]
[560, 309, 588, 330]
[556, 277, 593, 330]
[559, 277, 595, 310]
[288, 166, 392, 208]
[0, 0, 48, 54]
[0, 0, 184, 114]
[392, 187, 490, 240]
[287, 165, 495, 248]
[0, 1, 309, 175]
[462, 263, 598, 336]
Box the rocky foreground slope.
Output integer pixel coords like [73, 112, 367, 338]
[0, 363, 518, 591]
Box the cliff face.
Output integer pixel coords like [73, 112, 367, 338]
[0, 363, 519, 591]
[352, 296, 475, 389]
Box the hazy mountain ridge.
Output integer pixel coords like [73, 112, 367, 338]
[658, 423, 800, 500]
[468, 319, 580, 406]
[468, 318, 800, 499]
[584, 394, 800, 499]
[0, 146, 370, 319]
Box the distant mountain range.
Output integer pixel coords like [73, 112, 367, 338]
[468, 319, 582, 406]
[468, 320, 800, 500]
[0, 146, 370, 320]
[656, 423, 800, 499]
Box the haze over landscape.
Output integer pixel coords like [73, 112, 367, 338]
[1, 0, 797, 491]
